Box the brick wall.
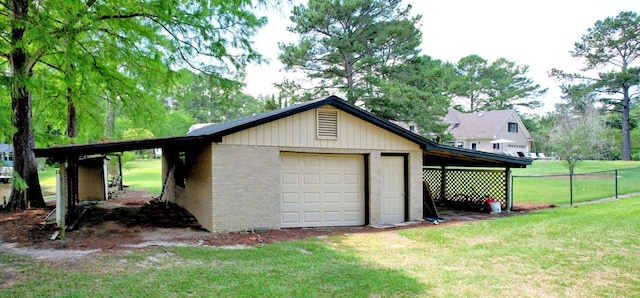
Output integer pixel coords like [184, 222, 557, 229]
[210, 144, 281, 232]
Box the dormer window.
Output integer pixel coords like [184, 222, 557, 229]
[508, 122, 518, 133]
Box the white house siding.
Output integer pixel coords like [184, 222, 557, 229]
[192, 105, 424, 232]
[494, 117, 531, 153]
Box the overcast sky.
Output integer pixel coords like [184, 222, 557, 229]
[243, 0, 640, 114]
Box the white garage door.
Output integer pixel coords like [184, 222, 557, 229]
[280, 153, 365, 228]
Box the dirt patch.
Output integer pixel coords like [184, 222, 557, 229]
[512, 202, 556, 211]
[0, 190, 553, 260]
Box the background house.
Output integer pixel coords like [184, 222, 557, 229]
[0, 144, 13, 181]
[0, 144, 13, 167]
[443, 108, 532, 156]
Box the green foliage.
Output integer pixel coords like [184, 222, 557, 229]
[449, 55, 546, 112]
[10, 172, 28, 193]
[122, 128, 154, 140]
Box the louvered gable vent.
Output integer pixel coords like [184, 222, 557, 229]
[317, 109, 338, 139]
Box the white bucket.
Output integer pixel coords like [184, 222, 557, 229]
[489, 201, 502, 214]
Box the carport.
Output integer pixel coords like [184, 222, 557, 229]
[421, 143, 531, 215]
[33, 135, 217, 238]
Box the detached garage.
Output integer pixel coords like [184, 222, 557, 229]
[160, 95, 428, 232]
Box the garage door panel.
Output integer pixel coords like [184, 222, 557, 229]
[281, 153, 364, 228]
[304, 192, 320, 203]
[303, 211, 321, 224]
[282, 192, 300, 204]
[304, 173, 321, 184]
[324, 192, 340, 203]
[282, 212, 299, 224]
[325, 211, 341, 222]
[282, 173, 299, 184]
[304, 155, 322, 166]
[344, 174, 359, 184]
[344, 211, 360, 222]
[344, 192, 360, 203]
[324, 174, 340, 184]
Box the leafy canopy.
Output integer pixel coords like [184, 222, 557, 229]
[449, 55, 546, 112]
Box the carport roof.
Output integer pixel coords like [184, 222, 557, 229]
[34, 95, 531, 168]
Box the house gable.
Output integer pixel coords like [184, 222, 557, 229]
[221, 105, 420, 151]
[444, 109, 532, 153]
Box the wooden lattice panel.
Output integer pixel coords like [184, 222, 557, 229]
[424, 168, 507, 212]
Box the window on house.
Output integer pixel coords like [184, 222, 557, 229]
[317, 109, 338, 139]
[493, 143, 500, 150]
[471, 143, 477, 150]
[508, 122, 518, 133]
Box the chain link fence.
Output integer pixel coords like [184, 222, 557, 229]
[512, 167, 640, 205]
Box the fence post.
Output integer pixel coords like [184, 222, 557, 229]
[615, 170, 618, 199]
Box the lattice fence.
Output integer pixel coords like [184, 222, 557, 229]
[423, 168, 507, 212]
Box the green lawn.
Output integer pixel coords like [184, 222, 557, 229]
[119, 159, 162, 195]
[2, 197, 639, 296]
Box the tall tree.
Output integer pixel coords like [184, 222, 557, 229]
[0, 0, 267, 210]
[368, 55, 453, 136]
[551, 11, 640, 160]
[550, 105, 611, 174]
[449, 55, 546, 112]
[278, 0, 421, 104]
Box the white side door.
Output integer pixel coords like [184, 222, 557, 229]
[381, 155, 405, 224]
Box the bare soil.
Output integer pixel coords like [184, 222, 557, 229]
[0, 189, 553, 260]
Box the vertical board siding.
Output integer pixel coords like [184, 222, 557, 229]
[222, 106, 419, 151]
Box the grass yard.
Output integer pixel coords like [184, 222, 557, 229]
[1, 197, 639, 296]
[119, 159, 162, 195]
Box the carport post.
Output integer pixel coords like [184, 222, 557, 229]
[118, 153, 123, 191]
[440, 165, 446, 202]
[59, 162, 66, 240]
[505, 167, 512, 212]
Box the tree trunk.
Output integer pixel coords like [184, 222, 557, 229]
[6, 0, 46, 210]
[344, 52, 356, 104]
[67, 86, 78, 138]
[621, 88, 631, 160]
